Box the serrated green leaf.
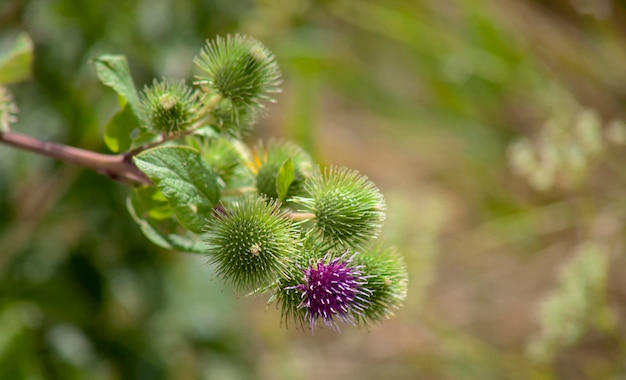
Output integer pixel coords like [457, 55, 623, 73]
[104, 103, 138, 153]
[134, 146, 220, 233]
[276, 158, 295, 202]
[93, 55, 142, 118]
[0, 33, 33, 84]
[127, 189, 206, 253]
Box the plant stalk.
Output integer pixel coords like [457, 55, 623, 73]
[0, 94, 225, 186]
[0, 130, 152, 186]
[289, 212, 316, 222]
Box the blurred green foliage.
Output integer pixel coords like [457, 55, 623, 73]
[2, 0, 626, 379]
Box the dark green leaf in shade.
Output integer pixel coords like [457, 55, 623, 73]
[104, 102, 138, 153]
[276, 158, 295, 202]
[127, 187, 206, 253]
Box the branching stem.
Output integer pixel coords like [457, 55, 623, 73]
[0, 95, 224, 186]
[0, 131, 318, 225]
[0, 130, 152, 186]
[129, 94, 222, 155]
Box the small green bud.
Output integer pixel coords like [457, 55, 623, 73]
[141, 78, 199, 133]
[252, 140, 313, 203]
[194, 34, 281, 117]
[204, 196, 296, 291]
[295, 166, 386, 250]
[353, 244, 408, 324]
[0, 86, 18, 132]
[159, 93, 177, 110]
[199, 137, 249, 188]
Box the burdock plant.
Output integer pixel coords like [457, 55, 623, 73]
[0, 33, 408, 332]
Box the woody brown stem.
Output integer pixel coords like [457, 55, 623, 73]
[0, 130, 152, 186]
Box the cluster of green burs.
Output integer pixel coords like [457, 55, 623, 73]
[136, 35, 408, 331]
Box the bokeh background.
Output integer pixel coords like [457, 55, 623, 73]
[2, 0, 626, 379]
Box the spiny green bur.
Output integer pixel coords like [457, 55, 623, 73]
[204, 196, 296, 291]
[295, 166, 386, 250]
[141, 79, 199, 133]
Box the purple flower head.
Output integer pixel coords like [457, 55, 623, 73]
[292, 254, 370, 332]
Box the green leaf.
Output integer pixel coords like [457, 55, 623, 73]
[127, 188, 206, 253]
[104, 103, 138, 153]
[93, 55, 142, 118]
[276, 158, 295, 202]
[134, 146, 220, 233]
[132, 186, 173, 220]
[0, 33, 34, 84]
[131, 130, 161, 149]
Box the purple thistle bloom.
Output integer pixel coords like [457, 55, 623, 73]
[292, 255, 370, 332]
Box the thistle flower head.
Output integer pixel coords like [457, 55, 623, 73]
[204, 196, 296, 291]
[251, 140, 313, 202]
[141, 79, 199, 133]
[296, 166, 386, 250]
[194, 34, 281, 117]
[280, 252, 370, 332]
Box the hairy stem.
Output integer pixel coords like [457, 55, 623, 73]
[0, 130, 152, 186]
[289, 212, 316, 222]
